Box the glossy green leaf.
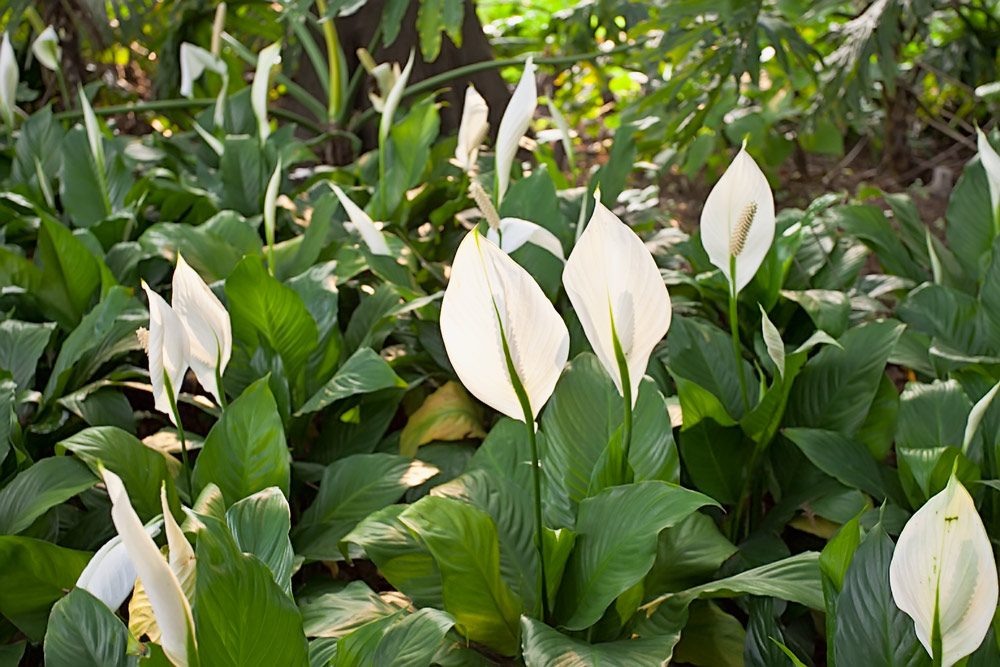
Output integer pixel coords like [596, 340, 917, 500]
[192, 377, 290, 505]
[371, 608, 455, 667]
[226, 487, 294, 596]
[36, 218, 101, 328]
[781, 289, 850, 338]
[677, 418, 748, 505]
[416, 0, 464, 60]
[645, 512, 737, 596]
[0, 457, 96, 535]
[43, 588, 137, 667]
[945, 161, 994, 281]
[297, 347, 405, 415]
[673, 600, 745, 667]
[520, 615, 679, 667]
[784, 428, 887, 498]
[0, 320, 55, 392]
[299, 580, 400, 639]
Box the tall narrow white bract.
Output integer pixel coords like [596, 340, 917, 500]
[141, 281, 191, 425]
[700, 144, 775, 294]
[331, 184, 391, 256]
[210, 3, 227, 57]
[454, 84, 489, 172]
[495, 57, 537, 204]
[440, 229, 569, 421]
[179, 42, 228, 129]
[0, 33, 16, 127]
[889, 475, 999, 667]
[76, 521, 163, 611]
[563, 199, 672, 406]
[252, 41, 281, 141]
[486, 217, 564, 260]
[171, 254, 231, 406]
[379, 50, 415, 143]
[161, 486, 195, 600]
[103, 469, 197, 667]
[31, 26, 61, 71]
[977, 127, 1000, 221]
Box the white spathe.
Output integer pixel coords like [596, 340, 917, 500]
[76, 520, 163, 611]
[495, 57, 537, 205]
[31, 26, 61, 71]
[379, 50, 415, 143]
[171, 254, 231, 406]
[977, 127, 1000, 220]
[440, 229, 569, 421]
[700, 144, 775, 294]
[252, 41, 281, 141]
[889, 475, 999, 667]
[0, 33, 16, 126]
[486, 217, 564, 260]
[331, 184, 391, 256]
[563, 198, 672, 406]
[141, 281, 191, 425]
[103, 469, 197, 667]
[179, 43, 224, 98]
[161, 486, 196, 600]
[453, 84, 489, 172]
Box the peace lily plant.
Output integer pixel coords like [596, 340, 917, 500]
[495, 57, 537, 206]
[890, 474, 999, 667]
[700, 142, 775, 411]
[563, 194, 672, 470]
[0, 32, 17, 131]
[440, 228, 569, 614]
[453, 84, 489, 173]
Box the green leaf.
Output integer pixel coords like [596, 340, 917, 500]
[226, 256, 319, 387]
[0, 457, 96, 535]
[12, 107, 64, 204]
[520, 615, 680, 666]
[194, 517, 309, 666]
[781, 289, 850, 338]
[299, 580, 400, 639]
[833, 205, 926, 283]
[371, 608, 455, 667]
[297, 347, 405, 415]
[677, 419, 747, 505]
[896, 380, 971, 452]
[833, 523, 930, 667]
[382, 99, 440, 214]
[0, 373, 14, 466]
[783, 428, 887, 499]
[139, 222, 247, 284]
[340, 506, 443, 609]
[644, 513, 737, 596]
[0, 320, 55, 392]
[226, 487, 295, 596]
[58, 128, 110, 227]
[672, 601, 745, 667]
[295, 454, 438, 560]
[192, 377, 291, 505]
[381, 0, 409, 46]
[785, 320, 904, 436]
[668, 316, 756, 421]
[398, 496, 521, 655]
[59, 426, 178, 522]
[0, 536, 92, 640]
[36, 218, 102, 328]
[399, 381, 485, 458]
[759, 305, 785, 378]
[43, 588, 137, 667]
[541, 354, 680, 508]
[946, 161, 994, 282]
[416, 0, 464, 61]
[554, 481, 718, 630]
[220, 136, 267, 216]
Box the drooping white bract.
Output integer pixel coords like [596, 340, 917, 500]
[103, 469, 197, 667]
[331, 184, 391, 256]
[252, 41, 281, 141]
[179, 42, 228, 127]
[486, 217, 564, 260]
[171, 254, 231, 406]
[141, 281, 191, 425]
[889, 475, 999, 667]
[76, 520, 163, 611]
[31, 26, 61, 72]
[440, 229, 569, 422]
[495, 57, 537, 205]
[453, 84, 489, 172]
[977, 127, 1000, 221]
[0, 33, 16, 127]
[700, 144, 775, 294]
[563, 198, 671, 406]
[379, 50, 414, 144]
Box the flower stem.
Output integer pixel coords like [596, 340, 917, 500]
[610, 314, 633, 480]
[729, 256, 749, 415]
[313, 0, 343, 119]
[163, 372, 193, 496]
[214, 352, 228, 411]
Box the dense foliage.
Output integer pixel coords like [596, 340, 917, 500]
[2, 1, 1000, 666]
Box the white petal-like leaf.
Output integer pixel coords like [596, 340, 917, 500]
[142, 281, 191, 425]
[440, 229, 569, 421]
[252, 41, 281, 141]
[379, 51, 414, 143]
[977, 127, 1000, 219]
[161, 486, 195, 601]
[171, 254, 231, 406]
[454, 84, 489, 172]
[210, 3, 226, 57]
[889, 475, 999, 667]
[495, 57, 537, 204]
[331, 184, 391, 256]
[759, 304, 784, 378]
[79, 87, 105, 172]
[0, 33, 16, 126]
[700, 144, 776, 294]
[485, 217, 564, 260]
[103, 469, 198, 667]
[76, 521, 163, 611]
[563, 199, 671, 406]
[179, 43, 224, 98]
[31, 26, 61, 71]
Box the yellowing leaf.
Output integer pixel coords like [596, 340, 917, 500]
[399, 382, 486, 457]
[128, 569, 160, 643]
